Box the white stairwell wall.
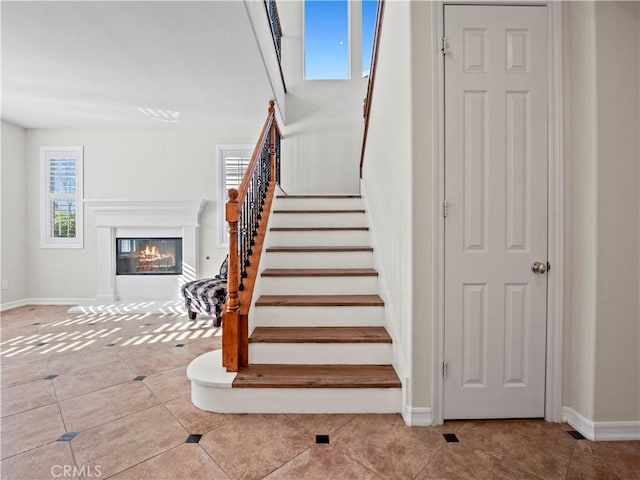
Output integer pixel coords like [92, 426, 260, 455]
[188, 195, 402, 414]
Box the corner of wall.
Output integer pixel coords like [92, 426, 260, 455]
[1, 121, 29, 306]
[408, 0, 434, 412]
[563, 406, 640, 441]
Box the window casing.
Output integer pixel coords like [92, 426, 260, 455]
[218, 145, 253, 247]
[40, 146, 83, 248]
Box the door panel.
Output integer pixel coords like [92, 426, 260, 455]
[444, 5, 548, 419]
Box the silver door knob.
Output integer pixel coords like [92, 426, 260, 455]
[531, 262, 547, 274]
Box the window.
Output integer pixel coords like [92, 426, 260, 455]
[362, 0, 378, 78]
[304, 0, 349, 79]
[218, 145, 253, 246]
[40, 146, 83, 248]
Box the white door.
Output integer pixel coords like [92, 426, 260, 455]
[444, 5, 548, 419]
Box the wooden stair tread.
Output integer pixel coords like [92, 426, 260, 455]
[273, 210, 365, 214]
[270, 227, 369, 231]
[277, 195, 362, 199]
[250, 327, 391, 343]
[232, 364, 401, 388]
[266, 246, 373, 253]
[255, 294, 384, 307]
[261, 268, 378, 277]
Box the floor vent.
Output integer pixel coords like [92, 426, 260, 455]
[567, 430, 586, 440]
[442, 433, 459, 443]
[186, 434, 203, 444]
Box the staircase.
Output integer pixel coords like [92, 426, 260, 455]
[188, 195, 402, 414]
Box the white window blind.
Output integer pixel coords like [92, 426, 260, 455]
[40, 146, 83, 248]
[223, 155, 251, 192]
[218, 145, 252, 247]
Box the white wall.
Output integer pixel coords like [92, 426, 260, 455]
[563, 0, 599, 423]
[244, 0, 287, 124]
[364, 0, 640, 428]
[562, 1, 640, 426]
[278, 0, 366, 194]
[409, 0, 435, 419]
[361, 0, 433, 419]
[592, 1, 639, 423]
[23, 126, 259, 300]
[1, 121, 28, 307]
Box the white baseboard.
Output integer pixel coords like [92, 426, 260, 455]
[562, 406, 640, 441]
[1, 298, 94, 312]
[0, 298, 28, 312]
[402, 405, 433, 426]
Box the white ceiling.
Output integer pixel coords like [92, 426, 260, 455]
[1, 1, 273, 128]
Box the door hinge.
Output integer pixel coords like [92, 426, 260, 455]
[440, 37, 449, 56]
[442, 361, 448, 379]
[442, 200, 448, 218]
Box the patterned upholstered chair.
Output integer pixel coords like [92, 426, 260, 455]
[181, 255, 228, 327]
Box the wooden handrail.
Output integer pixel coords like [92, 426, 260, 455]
[223, 101, 281, 372]
[237, 108, 274, 206]
[360, 0, 386, 179]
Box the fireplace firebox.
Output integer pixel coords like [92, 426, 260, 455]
[116, 238, 182, 275]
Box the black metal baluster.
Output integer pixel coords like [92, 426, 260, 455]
[267, 0, 282, 62]
[250, 173, 257, 247]
[238, 206, 245, 291]
[243, 200, 250, 272]
[275, 130, 281, 185]
[261, 145, 266, 205]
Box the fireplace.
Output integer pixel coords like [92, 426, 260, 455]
[116, 238, 183, 275]
[85, 199, 205, 301]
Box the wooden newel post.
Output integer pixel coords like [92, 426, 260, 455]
[269, 100, 276, 182]
[223, 188, 240, 372]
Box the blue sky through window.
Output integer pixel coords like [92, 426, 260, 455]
[362, 0, 377, 77]
[305, 0, 349, 79]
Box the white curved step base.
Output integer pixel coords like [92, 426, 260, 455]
[193, 386, 402, 414]
[188, 352, 401, 414]
[187, 350, 236, 388]
[249, 342, 393, 365]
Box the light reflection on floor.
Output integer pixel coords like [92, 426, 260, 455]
[0, 310, 221, 359]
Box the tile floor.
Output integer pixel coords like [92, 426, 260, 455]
[1, 306, 638, 480]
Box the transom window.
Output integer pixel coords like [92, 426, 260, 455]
[362, 0, 378, 77]
[304, 0, 350, 79]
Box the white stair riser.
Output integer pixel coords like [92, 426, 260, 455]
[263, 251, 373, 269]
[275, 198, 364, 210]
[250, 342, 392, 365]
[270, 212, 367, 228]
[268, 230, 370, 247]
[254, 306, 385, 326]
[192, 385, 402, 414]
[260, 276, 378, 295]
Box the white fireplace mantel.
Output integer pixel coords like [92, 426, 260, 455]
[85, 199, 207, 302]
[85, 199, 206, 227]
